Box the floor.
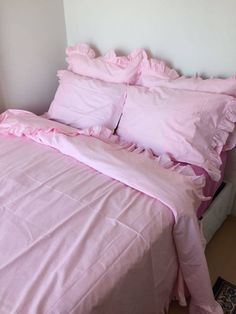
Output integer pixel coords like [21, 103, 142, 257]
[168, 215, 236, 313]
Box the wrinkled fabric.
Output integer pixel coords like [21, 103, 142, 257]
[0, 110, 223, 314]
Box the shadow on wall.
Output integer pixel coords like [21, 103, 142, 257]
[0, 68, 5, 112]
[0, 0, 67, 115]
[0, 96, 5, 113]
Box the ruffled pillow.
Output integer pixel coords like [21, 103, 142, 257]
[117, 85, 236, 181]
[138, 74, 236, 151]
[66, 43, 180, 84]
[47, 70, 127, 130]
[138, 75, 236, 97]
[66, 43, 146, 84]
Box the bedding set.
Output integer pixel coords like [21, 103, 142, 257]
[1, 43, 236, 314]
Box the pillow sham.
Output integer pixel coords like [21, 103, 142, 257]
[138, 74, 236, 151]
[117, 85, 236, 181]
[66, 43, 179, 84]
[137, 75, 236, 97]
[48, 70, 126, 130]
[66, 43, 145, 84]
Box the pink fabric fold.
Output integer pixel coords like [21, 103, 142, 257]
[0, 110, 223, 314]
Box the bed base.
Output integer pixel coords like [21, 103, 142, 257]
[202, 181, 232, 244]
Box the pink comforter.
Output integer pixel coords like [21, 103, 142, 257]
[0, 110, 223, 314]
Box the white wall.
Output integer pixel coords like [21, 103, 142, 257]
[63, 0, 236, 77]
[1, 1, 235, 113]
[0, 0, 67, 114]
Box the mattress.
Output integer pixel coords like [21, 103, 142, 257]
[0, 110, 222, 314]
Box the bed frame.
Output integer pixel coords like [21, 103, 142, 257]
[202, 148, 236, 243]
[202, 181, 232, 243]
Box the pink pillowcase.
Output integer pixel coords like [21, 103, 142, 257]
[137, 57, 179, 84]
[66, 43, 179, 84]
[66, 43, 145, 84]
[138, 75, 236, 97]
[138, 75, 236, 151]
[117, 85, 236, 181]
[48, 70, 126, 130]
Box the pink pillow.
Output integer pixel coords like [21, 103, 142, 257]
[117, 85, 236, 181]
[66, 43, 179, 84]
[66, 43, 145, 84]
[140, 75, 236, 152]
[138, 75, 236, 97]
[48, 70, 126, 130]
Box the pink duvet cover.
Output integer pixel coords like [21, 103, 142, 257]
[0, 110, 223, 314]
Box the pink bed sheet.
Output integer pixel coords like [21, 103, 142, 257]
[0, 110, 223, 314]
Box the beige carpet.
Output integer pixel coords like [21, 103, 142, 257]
[168, 215, 236, 314]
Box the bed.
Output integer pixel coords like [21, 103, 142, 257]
[1, 44, 236, 314]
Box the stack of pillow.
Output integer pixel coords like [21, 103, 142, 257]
[47, 43, 236, 182]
